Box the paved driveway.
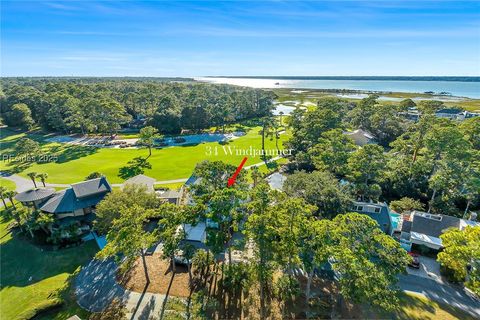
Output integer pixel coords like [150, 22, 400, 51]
[407, 255, 443, 283]
[75, 258, 168, 320]
[400, 274, 480, 318]
[75, 258, 126, 312]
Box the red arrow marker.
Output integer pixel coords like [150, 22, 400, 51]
[227, 157, 248, 187]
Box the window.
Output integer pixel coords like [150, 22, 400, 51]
[374, 207, 380, 213]
[416, 212, 442, 221]
[357, 206, 363, 211]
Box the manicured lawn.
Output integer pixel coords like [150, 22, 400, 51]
[0, 214, 98, 320]
[154, 182, 186, 190]
[0, 177, 16, 191]
[0, 127, 291, 184]
[360, 292, 476, 320]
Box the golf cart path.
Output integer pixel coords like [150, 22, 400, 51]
[75, 258, 168, 320]
[0, 156, 283, 190]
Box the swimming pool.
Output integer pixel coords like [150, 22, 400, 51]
[390, 212, 401, 230]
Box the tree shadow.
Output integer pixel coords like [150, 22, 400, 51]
[136, 295, 156, 320]
[2, 160, 33, 174]
[159, 270, 176, 320]
[53, 145, 98, 164]
[118, 157, 152, 180]
[0, 215, 97, 290]
[128, 253, 151, 320]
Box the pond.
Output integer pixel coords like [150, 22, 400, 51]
[45, 131, 246, 148]
[159, 132, 245, 146]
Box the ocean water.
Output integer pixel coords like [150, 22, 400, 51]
[196, 77, 480, 99]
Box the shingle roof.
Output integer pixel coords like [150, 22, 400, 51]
[40, 188, 108, 214]
[401, 220, 412, 233]
[15, 188, 55, 202]
[343, 129, 375, 146]
[71, 177, 111, 198]
[352, 201, 392, 234]
[436, 108, 462, 115]
[410, 211, 460, 238]
[158, 190, 181, 199]
[124, 174, 155, 192]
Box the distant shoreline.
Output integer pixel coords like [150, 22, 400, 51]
[205, 76, 480, 82]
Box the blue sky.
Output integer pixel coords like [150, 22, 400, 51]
[1, 1, 479, 76]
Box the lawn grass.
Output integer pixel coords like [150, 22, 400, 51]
[0, 177, 16, 191]
[0, 126, 291, 184]
[0, 214, 98, 320]
[360, 292, 476, 320]
[154, 182, 185, 190]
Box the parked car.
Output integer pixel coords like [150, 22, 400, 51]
[408, 252, 420, 269]
[173, 249, 191, 266]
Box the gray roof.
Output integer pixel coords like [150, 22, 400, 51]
[352, 201, 392, 234]
[436, 108, 462, 115]
[71, 177, 111, 198]
[124, 174, 155, 192]
[343, 129, 375, 146]
[40, 188, 108, 214]
[15, 188, 55, 202]
[410, 211, 460, 238]
[158, 190, 181, 199]
[401, 220, 412, 233]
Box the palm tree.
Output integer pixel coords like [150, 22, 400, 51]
[27, 172, 38, 188]
[270, 118, 281, 153]
[5, 190, 17, 210]
[0, 186, 7, 207]
[38, 173, 48, 187]
[261, 116, 275, 164]
[36, 212, 55, 233]
[250, 166, 262, 187]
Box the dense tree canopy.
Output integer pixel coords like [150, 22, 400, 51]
[286, 94, 479, 216]
[284, 170, 351, 218]
[330, 213, 410, 311]
[1, 78, 275, 134]
[94, 184, 161, 234]
[437, 226, 480, 295]
[4, 103, 34, 129]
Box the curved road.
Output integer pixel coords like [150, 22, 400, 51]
[399, 274, 480, 318]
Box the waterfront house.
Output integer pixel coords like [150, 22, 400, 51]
[398, 107, 421, 121]
[435, 108, 463, 120]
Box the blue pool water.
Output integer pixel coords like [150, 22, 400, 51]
[390, 212, 401, 230]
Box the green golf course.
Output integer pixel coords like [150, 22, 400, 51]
[0, 126, 290, 184]
[0, 214, 98, 320]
